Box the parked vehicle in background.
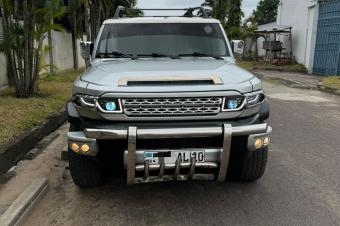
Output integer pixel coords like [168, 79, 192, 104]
[67, 6, 272, 187]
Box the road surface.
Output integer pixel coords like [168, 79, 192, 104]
[1, 81, 340, 226]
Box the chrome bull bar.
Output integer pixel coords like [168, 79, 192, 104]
[126, 124, 231, 185]
[118, 124, 266, 185]
[82, 123, 270, 185]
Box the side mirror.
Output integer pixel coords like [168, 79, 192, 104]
[231, 40, 244, 55]
[80, 41, 94, 62]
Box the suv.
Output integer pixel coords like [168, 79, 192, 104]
[67, 7, 272, 187]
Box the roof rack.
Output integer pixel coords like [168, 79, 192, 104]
[114, 6, 210, 19]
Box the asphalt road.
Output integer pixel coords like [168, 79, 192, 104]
[2, 81, 340, 226]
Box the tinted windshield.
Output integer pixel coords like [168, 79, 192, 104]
[96, 23, 229, 58]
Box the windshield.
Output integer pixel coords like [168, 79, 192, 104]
[96, 23, 230, 58]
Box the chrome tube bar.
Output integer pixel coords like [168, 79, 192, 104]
[127, 127, 137, 185]
[217, 124, 232, 182]
[84, 123, 269, 140]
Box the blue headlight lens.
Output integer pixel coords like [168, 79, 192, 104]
[227, 100, 238, 109]
[105, 102, 117, 111]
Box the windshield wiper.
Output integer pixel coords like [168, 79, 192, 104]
[137, 53, 180, 59]
[178, 52, 224, 60]
[96, 51, 137, 60]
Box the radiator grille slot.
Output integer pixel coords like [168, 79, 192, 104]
[122, 97, 222, 116]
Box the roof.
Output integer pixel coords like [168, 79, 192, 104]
[255, 25, 292, 34]
[103, 17, 220, 24]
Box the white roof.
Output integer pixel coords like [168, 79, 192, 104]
[103, 17, 220, 24]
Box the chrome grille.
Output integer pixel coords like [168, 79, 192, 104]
[122, 97, 222, 116]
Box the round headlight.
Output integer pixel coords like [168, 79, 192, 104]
[105, 102, 117, 111]
[227, 100, 238, 109]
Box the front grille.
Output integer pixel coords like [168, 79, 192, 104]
[122, 97, 223, 116]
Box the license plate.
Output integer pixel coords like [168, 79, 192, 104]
[144, 150, 205, 164]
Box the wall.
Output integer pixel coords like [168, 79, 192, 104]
[47, 31, 86, 71]
[276, 0, 318, 72]
[52, 31, 76, 71]
[0, 53, 8, 89]
[0, 18, 9, 88]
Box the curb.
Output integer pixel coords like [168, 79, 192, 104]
[0, 109, 67, 175]
[0, 178, 49, 226]
[317, 84, 340, 96]
[255, 73, 318, 90]
[252, 67, 308, 74]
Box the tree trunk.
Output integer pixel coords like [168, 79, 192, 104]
[23, 0, 30, 96]
[72, 30, 79, 70]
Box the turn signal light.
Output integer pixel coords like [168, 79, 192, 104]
[80, 144, 90, 153]
[255, 139, 263, 149]
[70, 143, 79, 152]
[263, 137, 270, 146]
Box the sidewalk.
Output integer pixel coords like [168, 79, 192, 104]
[253, 70, 322, 90]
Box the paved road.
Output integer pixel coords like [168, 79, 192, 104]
[1, 81, 340, 226]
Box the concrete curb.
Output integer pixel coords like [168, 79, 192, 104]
[0, 178, 49, 226]
[317, 83, 340, 96]
[0, 109, 67, 175]
[252, 67, 308, 74]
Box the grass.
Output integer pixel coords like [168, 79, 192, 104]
[0, 70, 82, 146]
[322, 76, 340, 90]
[238, 61, 307, 72]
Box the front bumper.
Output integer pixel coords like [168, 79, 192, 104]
[67, 123, 272, 185]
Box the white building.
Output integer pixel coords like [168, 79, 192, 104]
[258, 0, 340, 76]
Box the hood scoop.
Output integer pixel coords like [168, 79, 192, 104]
[118, 76, 223, 87]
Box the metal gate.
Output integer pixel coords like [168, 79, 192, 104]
[313, 0, 340, 76]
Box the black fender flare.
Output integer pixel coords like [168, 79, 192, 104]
[259, 99, 270, 121]
[66, 102, 81, 127]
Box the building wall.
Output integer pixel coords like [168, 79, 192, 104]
[277, 0, 318, 72]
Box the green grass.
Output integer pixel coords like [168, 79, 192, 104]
[0, 70, 82, 146]
[322, 76, 340, 90]
[238, 61, 307, 72]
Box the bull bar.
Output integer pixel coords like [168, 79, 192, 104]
[67, 123, 272, 185]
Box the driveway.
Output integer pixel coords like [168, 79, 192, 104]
[1, 80, 340, 226]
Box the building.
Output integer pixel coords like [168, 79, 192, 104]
[258, 0, 340, 76]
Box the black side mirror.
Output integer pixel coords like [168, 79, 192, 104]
[80, 41, 93, 61]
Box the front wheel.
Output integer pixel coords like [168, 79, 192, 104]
[234, 147, 268, 182]
[68, 124, 104, 188]
[68, 150, 104, 187]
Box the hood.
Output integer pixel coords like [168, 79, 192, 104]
[81, 58, 256, 94]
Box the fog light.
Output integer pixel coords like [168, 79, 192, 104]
[80, 144, 90, 153]
[70, 143, 79, 152]
[263, 137, 270, 146]
[255, 139, 263, 149]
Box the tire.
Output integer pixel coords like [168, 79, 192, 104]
[237, 147, 268, 182]
[68, 124, 104, 188]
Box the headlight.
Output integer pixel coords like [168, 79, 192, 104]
[73, 95, 122, 113]
[73, 95, 97, 107]
[222, 96, 246, 111]
[97, 98, 122, 113]
[245, 91, 265, 107]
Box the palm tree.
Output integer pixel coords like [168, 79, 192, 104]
[0, 0, 65, 97]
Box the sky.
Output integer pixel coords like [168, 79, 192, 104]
[136, 0, 259, 19]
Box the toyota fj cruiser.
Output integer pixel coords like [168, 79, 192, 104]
[67, 6, 272, 187]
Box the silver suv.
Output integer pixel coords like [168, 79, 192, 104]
[67, 7, 272, 187]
